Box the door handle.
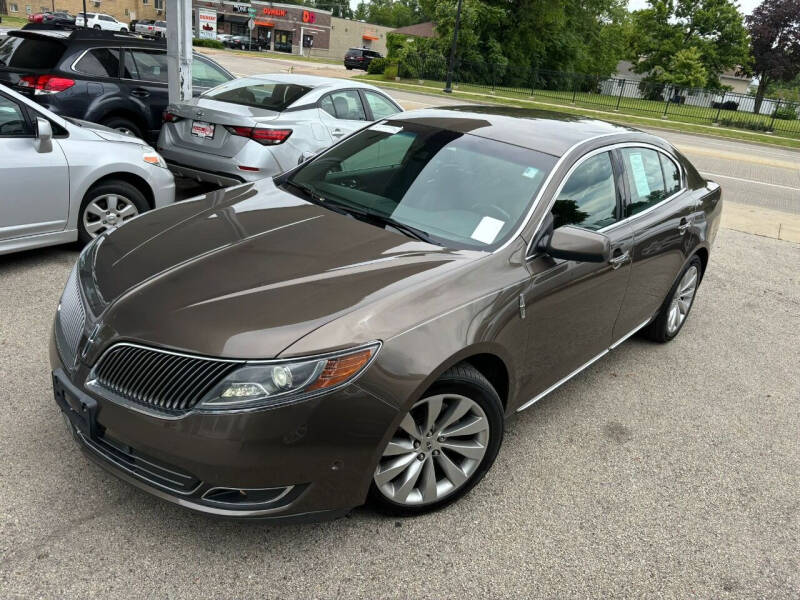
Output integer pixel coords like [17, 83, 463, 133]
[609, 251, 630, 269]
[331, 128, 344, 137]
[130, 88, 150, 98]
[678, 217, 692, 235]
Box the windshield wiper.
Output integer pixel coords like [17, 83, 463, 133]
[282, 181, 349, 215]
[360, 212, 435, 244]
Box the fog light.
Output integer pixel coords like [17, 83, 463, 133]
[271, 365, 293, 390]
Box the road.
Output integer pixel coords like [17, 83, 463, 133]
[201, 50, 800, 217]
[0, 50, 798, 599]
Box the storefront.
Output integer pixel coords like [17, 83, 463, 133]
[193, 1, 331, 53]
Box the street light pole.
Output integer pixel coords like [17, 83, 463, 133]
[443, 0, 463, 93]
[82, 0, 87, 27]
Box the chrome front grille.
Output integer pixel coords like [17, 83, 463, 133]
[92, 344, 239, 413]
[55, 266, 86, 369]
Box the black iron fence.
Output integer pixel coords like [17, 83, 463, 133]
[394, 55, 800, 138]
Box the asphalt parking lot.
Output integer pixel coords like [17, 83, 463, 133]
[1, 225, 798, 598]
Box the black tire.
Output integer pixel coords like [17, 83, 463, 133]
[345, 66, 353, 70]
[93, 24, 100, 29]
[78, 180, 149, 245]
[120, 27, 128, 32]
[644, 255, 703, 343]
[99, 116, 142, 138]
[369, 363, 504, 516]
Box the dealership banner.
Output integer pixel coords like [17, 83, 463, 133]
[198, 8, 217, 40]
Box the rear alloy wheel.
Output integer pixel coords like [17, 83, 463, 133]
[78, 180, 148, 244]
[645, 256, 702, 342]
[100, 116, 142, 138]
[370, 364, 503, 515]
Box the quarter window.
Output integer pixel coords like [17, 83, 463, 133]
[0, 94, 32, 137]
[73, 48, 121, 78]
[321, 90, 367, 121]
[363, 91, 400, 120]
[552, 151, 618, 231]
[620, 147, 669, 217]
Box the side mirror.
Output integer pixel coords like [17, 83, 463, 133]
[34, 117, 53, 153]
[538, 222, 611, 263]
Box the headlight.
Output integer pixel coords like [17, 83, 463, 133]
[197, 342, 381, 411]
[142, 148, 167, 168]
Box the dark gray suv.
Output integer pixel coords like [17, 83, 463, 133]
[50, 107, 721, 521]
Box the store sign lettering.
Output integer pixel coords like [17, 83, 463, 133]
[232, 3, 249, 13]
[262, 7, 286, 16]
[302, 10, 316, 23]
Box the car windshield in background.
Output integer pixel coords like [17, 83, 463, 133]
[202, 78, 312, 112]
[285, 121, 556, 251]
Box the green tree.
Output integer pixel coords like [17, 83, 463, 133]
[628, 0, 752, 89]
[664, 47, 708, 89]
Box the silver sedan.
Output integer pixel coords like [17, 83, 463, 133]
[156, 74, 404, 186]
[0, 84, 175, 256]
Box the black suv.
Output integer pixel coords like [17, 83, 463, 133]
[0, 29, 234, 142]
[344, 47, 382, 71]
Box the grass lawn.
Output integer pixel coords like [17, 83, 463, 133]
[359, 74, 800, 148]
[0, 14, 28, 28]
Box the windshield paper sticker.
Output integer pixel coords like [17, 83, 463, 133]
[522, 167, 540, 179]
[370, 124, 403, 134]
[628, 153, 651, 198]
[471, 216, 505, 245]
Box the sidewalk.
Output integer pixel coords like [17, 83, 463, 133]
[723, 202, 800, 243]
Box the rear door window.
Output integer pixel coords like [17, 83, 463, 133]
[126, 49, 168, 83]
[619, 147, 668, 217]
[322, 90, 367, 121]
[73, 48, 121, 78]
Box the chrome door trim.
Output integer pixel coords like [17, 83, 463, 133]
[517, 349, 609, 412]
[517, 316, 654, 413]
[525, 141, 687, 258]
[609, 318, 651, 350]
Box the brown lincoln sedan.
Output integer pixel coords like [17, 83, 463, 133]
[51, 107, 722, 521]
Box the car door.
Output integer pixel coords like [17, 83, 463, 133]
[518, 149, 635, 408]
[0, 91, 69, 241]
[318, 89, 370, 141]
[121, 47, 169, 136]
[610, 145, 699, 340]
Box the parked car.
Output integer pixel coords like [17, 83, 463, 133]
[216, 33, 233, 44]
[75, 13, 128, 32]
[28, 11, 74, 26]
[0, 83, 174, 255]
[150, 20, 167, 38]
[133, 19, 155, 35]
[157, 74, 403, 186]
[344, 47, 382, 70]
[50, 107, 721, 520]
[0, 28, 234, 142]
[224, 35, 266, 51]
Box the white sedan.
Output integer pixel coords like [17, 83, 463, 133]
[75, 13, 128, 32]
[157, 74, 404, 186]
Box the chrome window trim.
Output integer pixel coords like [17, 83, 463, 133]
[524, 141, 687, 258]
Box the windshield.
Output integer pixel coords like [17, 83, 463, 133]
[202, 77, 311, 112]
[284, 121, 556, 251]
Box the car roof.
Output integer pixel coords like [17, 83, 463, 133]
[245, 73, 382, 92]
[384, 106, 648, 157]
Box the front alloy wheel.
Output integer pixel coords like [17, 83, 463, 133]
[371, 364, 503, 515]
[78, 180, 149, 244]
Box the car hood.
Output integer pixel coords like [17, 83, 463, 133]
[88, 178, 476, 359]
[76, 119, 147, 144]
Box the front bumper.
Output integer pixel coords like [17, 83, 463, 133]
[148, 163, 177, 208]
[50, 332, 399, 520]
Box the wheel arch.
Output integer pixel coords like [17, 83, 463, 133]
[408, 343, 514, 414]
[84, 172, 155, 210]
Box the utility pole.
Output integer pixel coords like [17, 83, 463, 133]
[443, 0, 463, 93]
[82, 0, 87, 26]
[166, 0, 193, 104]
